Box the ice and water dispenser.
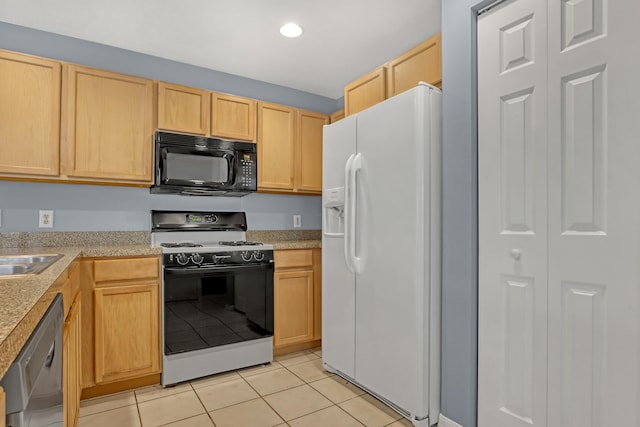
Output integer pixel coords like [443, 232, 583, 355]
[323, 187, 345, 236]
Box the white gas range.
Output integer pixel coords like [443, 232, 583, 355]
[151, 210, 274, 386]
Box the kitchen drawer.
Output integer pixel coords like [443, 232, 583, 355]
[93, 257, 159, 283]
[274, 249, 313, 270]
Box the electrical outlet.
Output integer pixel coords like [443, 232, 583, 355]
[0, 208, 2, 228]
[39, 210, 54, 228]
[293, 214, 302, 228]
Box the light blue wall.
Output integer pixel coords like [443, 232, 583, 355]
[0, 21, 330, 232]
[0, 181, 321, 231]
[440, 1, 490, 426]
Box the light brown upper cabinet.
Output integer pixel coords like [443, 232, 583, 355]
[329, 109, 345, 123]
[344, 66, 387, 117]
[0, 50, 61, 178]
[62, 65, 154, 185]
[157, 84, 256, 141]
[296, 109, 328, 194]
[157, 82, 210, 135]
[258, 102, 327, 195]
[258, 102, 296, 191]
[211, 92, 256, 141]
[343, 33, 442, 117]
[387, 33, 442, 97]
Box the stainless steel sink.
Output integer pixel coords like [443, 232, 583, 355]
[0, 265, 34, 275]
[0, 254, 63, 276]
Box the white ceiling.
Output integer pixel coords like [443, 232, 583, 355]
[0, 0, 441, 99]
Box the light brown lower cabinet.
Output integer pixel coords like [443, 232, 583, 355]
[81, 256, 161, 398]
[59, 260, 81, 427]
[275, 269, 314, 347]
[63, 294, 81, 427]
[273, 249, 322, 355]
[94, 283, 160, 383]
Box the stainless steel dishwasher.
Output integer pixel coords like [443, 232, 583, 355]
[1, 294, 63, 427]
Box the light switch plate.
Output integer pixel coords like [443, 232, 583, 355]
[39, 210, 54, 228]
[0, 208, 2, 228]
[293, 215, 302, 228]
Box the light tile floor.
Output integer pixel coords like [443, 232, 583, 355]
[78, 348, 414, 427]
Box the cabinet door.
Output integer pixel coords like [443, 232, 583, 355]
[274, 270, 314, 347]
[329, 109, 345, 123]
[62, 65, 154, 184]
[211, 92, 256, 141]
[344, 66, 387, 116]
[0, 50, 61, 177]
[64, 296, 81, 427]
[296, 109, 328, 194]
[387, 33, 442, 97]
[157, 82, 209, 135]
[312, 249, 322, 340]
[258, 102, 295, 191]
[94, 283, 160, 383]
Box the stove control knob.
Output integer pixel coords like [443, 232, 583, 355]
[241, 251, 253, 262]
[191, 253, 203, 265]
[175, 253, 189, 265]
[253, 251, 265, 262]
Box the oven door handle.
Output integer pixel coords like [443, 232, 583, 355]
[164, 263, 274, 275]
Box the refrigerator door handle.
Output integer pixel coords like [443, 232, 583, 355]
[344, 154, 356, 273]
[349, 153, 363, 274]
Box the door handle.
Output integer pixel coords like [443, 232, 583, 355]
[349, 153, 363, 274]
[344, 154, 355, 273]
[510, 248, 522, 260]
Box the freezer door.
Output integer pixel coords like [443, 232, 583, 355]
[322, 116, 357, 378]
[353, 85, 438, 418]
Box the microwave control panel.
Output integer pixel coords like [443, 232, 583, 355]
[237, 153, 257, 190]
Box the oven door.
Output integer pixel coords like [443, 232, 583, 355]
[162, 263, 274, 356]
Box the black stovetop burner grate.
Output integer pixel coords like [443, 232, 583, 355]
[219, 241, 263, 246]
[160, 242, 204, 248]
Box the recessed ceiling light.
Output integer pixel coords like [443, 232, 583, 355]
[280, 23, 303, 38]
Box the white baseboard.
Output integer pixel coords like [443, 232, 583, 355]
[438, 414, 464, 427]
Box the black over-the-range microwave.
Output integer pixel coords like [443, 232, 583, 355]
[151, 131, 257, 196]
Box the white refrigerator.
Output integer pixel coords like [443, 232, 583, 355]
[322, 83, 441, 427]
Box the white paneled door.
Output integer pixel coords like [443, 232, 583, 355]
[479, 1, 640, 426]
[546, 1, 640, 426]
[478, 0, 548, 425]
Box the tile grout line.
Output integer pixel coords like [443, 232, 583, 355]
[135, 398, 143, 427]
[136, 381, 214, 426]
[285, 403, 367, 426]
[237, 370, 288, 426]
[238, 357, 345, 426]
[279, 355, 334, 385]
[187, 379, 219, 427]
[260, 352, 368, 427]
[77, 391, 138, 419]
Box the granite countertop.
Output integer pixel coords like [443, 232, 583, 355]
[268, 240, 321, 250]
[0, 244, 161, 380]
[247, 230, 321, 250]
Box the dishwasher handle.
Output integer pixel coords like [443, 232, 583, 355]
[44, 342, 55, 369]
